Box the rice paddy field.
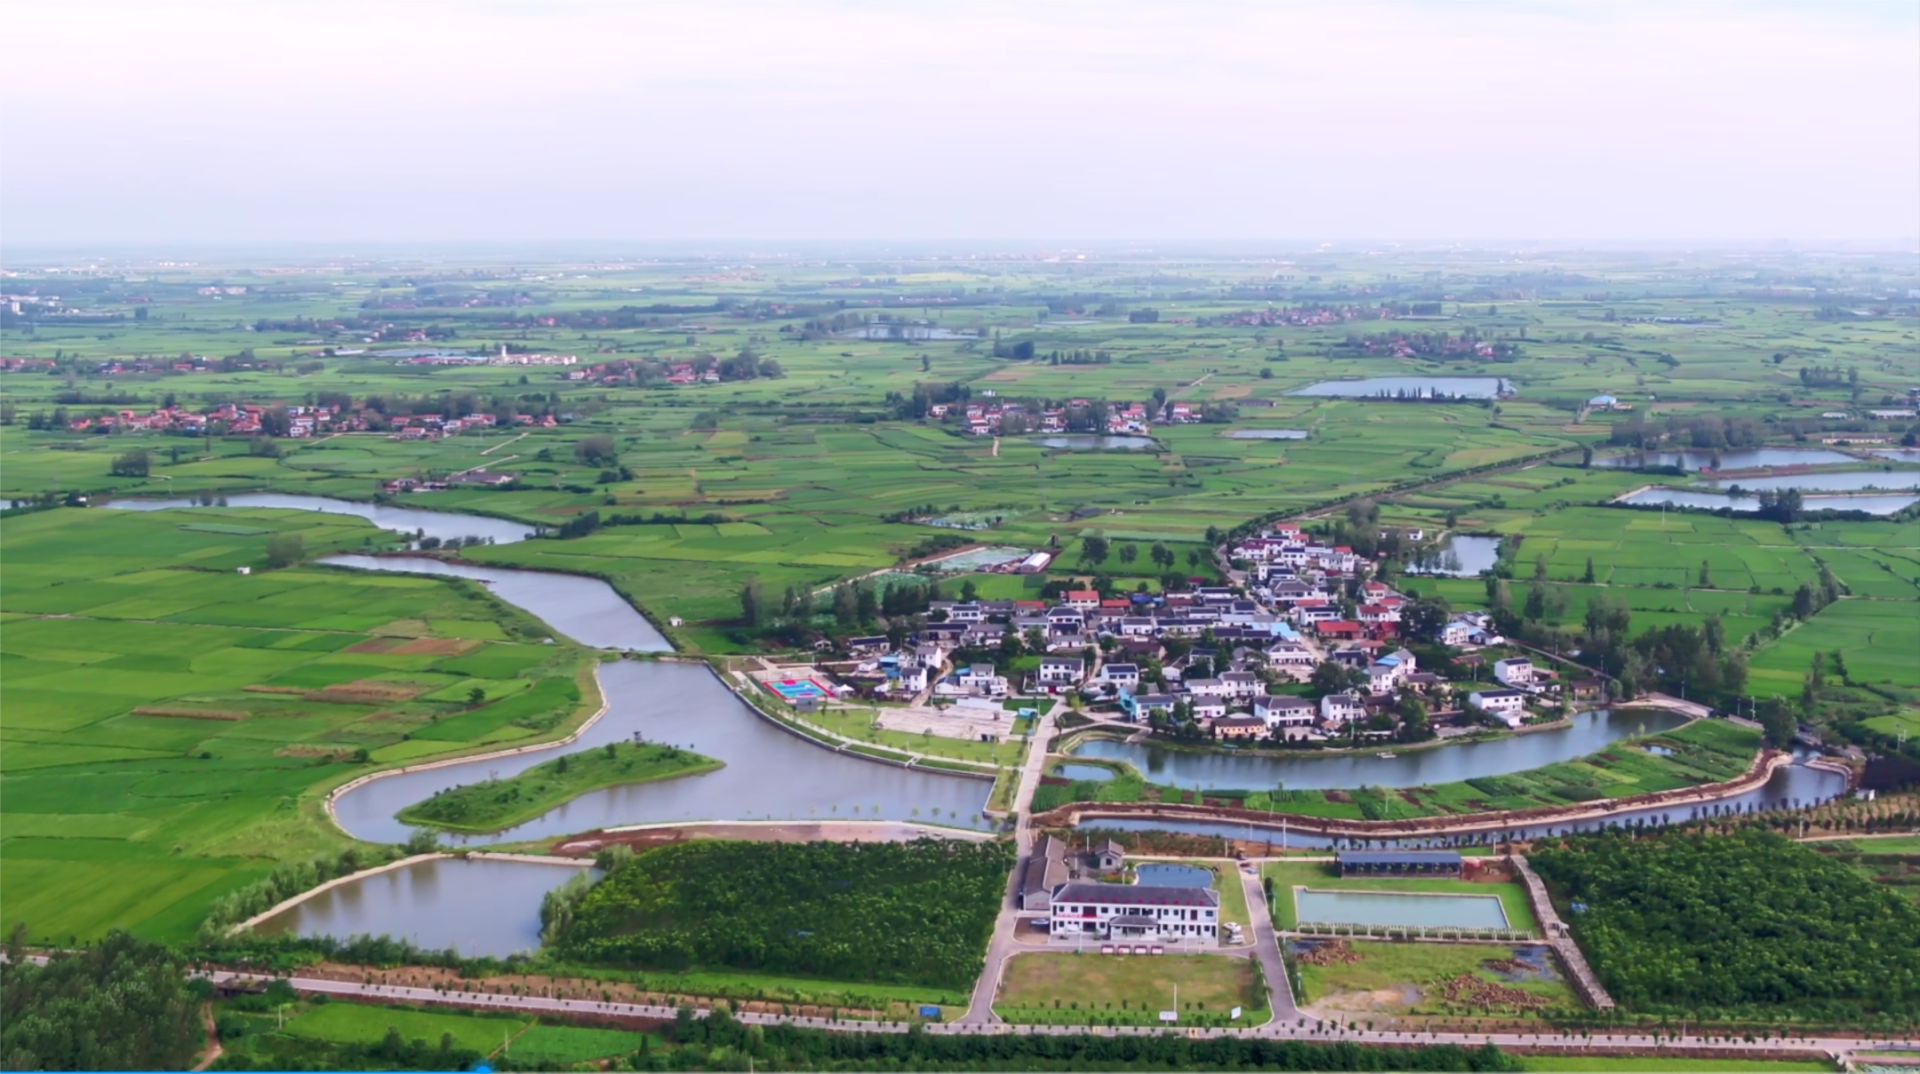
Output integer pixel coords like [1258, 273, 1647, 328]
[1, 247, 1916, 951]
[0, 508, 596, 943]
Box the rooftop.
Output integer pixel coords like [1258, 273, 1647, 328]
[1051, 882, 1219, 908]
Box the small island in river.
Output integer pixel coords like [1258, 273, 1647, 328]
[397, 741, 724, 834]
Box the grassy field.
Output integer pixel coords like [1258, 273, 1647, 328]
[219, 998, 650, 1069]
[0, 508, 597, 943]
[1261, 860, 1540, 933]
[994, 952, 1266, 1027]
[396, 741, 722, 833]
[1290, 939, 1578, 1020]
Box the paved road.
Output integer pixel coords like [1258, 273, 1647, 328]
[1234, 863, 1301, 1026]
[958, 700, 1060, 1026]
[198, 967, 1914, 1062]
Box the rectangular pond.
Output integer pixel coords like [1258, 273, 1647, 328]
[1294, 888, 1510, 930]
[1286, 376, 1509, 400]
[1618, 488, 1919, 516]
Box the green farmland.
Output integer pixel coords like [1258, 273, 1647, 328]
[0, 246, 1915, 981]
[0, 508, 596, 943]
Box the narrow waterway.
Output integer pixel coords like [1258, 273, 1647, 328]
[1076, 761, 1847, 848]
[105, 493, 536, 545]
[320, 554, 670, 652]
[1068, 709, 1687, 792]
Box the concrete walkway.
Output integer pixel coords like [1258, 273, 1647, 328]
[958, 700, 1060, 1026]
[1235, 863, 1303, 1027]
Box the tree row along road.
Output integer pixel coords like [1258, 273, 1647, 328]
[200, 968, 1907, 1060]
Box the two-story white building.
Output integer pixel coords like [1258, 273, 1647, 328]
[1037, 655, 1085, 688]
[1494, 658, 1534, 688]
[1469, 688, 1529, 727]
[1319, 692, 1367, 726]
[1047, 882, 1219, 942]
[1101, 663, 1141, 690]
[1254, 695, 1318, 729]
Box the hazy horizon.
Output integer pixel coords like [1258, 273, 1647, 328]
[3, 0, 1916, 247]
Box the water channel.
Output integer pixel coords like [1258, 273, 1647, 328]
[1068, 709, 1687, 792]
[1592, 447, 1857, 471]
[1031, 434, 1158, 451]
[1078, 760, 1847, 849]
[1287, 376, 1509, 400]
[105, 492, 536, 545]
[1619, 488, 1919, 516]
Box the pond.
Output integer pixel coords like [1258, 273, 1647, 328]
[1869, 448, 1920, 463]
[1031, 435, 1158, 451]
[928, 545, 1032, 572]
[1068, 709, 1685, 792]
[1592, 448, 1855, 471]
[1405, 534, 1501, 577]
[1073, 760, 1847, 848]
[1223, 429, 1309, 440]
[105, 493, 536, 546]
[1135, 862, 1214, 888]
[1710, 470, 1920, 493]
[1287, 377, 1509, 400]
[1619, 488, 1919, 516]
[1294, 888, 1509, 930]
[252, 856, 591, 959]
[1053, 762, 1117, 782]
[841, 324, 974, 341]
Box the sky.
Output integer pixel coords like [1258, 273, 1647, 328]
[2, 0, 1916, 247]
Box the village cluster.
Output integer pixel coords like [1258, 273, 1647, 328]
[931, 397, 1218, 437]
[63, 400, 558, 439]
[781, 522, 1581, 747]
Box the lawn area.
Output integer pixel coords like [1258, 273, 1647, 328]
[994, 952, 1266, 1027]
[804, 702, 1026, 766]
[219, 998, 652, 1070]
[396, 740, 722, 833]
[1261, 860, 1539, 933]
[1289, 939, 1578, 1021]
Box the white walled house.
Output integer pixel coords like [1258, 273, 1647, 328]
[1037, 655, 1085, 688]
[1319, 692, 1366, 726]
[1102, 663, 1141, 690]
[1047, 882, 1219, 942]
[1469, 689, 1529, 727]
[1494, 658, 1534, 688]
[1255, 695, 1318, 729]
